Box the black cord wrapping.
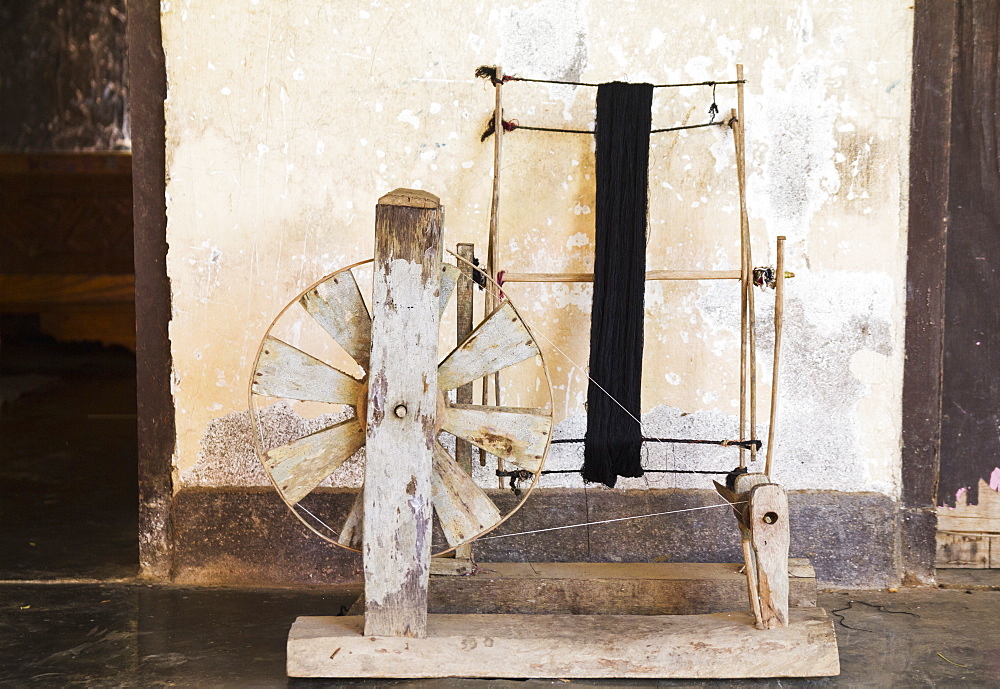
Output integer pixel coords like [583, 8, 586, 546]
[551, 437, 761, 450]
[480, 116, 726, 140]
[582, 82, 654, 488]
[496, 466, 736, 495]
[474, 65, 746, 89]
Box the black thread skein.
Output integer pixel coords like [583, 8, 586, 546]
[582, 81, 653, 488]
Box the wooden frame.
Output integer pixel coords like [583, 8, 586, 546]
[489, 64, 764, 468]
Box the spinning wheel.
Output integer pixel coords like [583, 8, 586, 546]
[248, 255, 553, 555]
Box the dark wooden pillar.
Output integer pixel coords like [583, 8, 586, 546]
[127, 0, 174, 579]
[901, 0, 958, 585]
[939, 0, 1000, 509]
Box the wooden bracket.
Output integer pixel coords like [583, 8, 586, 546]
[748, 483, 790, 629]
[715, 473, 790, 629]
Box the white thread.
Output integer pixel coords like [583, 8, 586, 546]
[296, 503, 339, 536]
[443, 254, 647, 431]
[520, 308, 647, 429]
[476, 500, 742, 541]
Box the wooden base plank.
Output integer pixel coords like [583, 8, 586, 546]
[287, 609, 840, 678]
[429, 556, 476, 576]
[427, 561, 816, 615]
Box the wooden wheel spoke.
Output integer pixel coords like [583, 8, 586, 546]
[431, 441, 502, 546]
[437, 302, 538, 390]
[253, 337, 362, 404]
[439, 264, 462, 316]
[336, 488, 365, 548]
[299, 269, 372, 371]
[440, 404, 549, 472]
[265, 418, 365, 504]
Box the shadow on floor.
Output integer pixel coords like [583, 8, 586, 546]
[1, 324, 138, 581]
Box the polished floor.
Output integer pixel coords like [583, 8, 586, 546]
[2, 331, 999, 687]
[0, 331, 138, 582]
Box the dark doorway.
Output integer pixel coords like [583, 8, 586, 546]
[0, 1, 138, 580]
[0, 327, 138, 580]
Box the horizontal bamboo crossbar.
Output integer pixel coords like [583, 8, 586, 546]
[502, 270, 742, 283]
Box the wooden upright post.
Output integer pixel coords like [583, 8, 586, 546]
[748, 483, 790, 629]
[364, 188, 443, 638]
[455, 243, 477, 475]
[454, 242, 476, 563]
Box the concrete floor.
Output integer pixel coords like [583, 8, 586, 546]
[2, 583, 999, 687]
[2, 330, 999, 687]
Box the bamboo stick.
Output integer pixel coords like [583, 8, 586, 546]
[734, 64, 758, 463]
[500, 269, 742, 283]
[765, 236, 786, 477]
[733, 104, 748, 467]
[484, 66, 505, 487]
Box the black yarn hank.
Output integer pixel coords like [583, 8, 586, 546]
[583, 81, 653, 488]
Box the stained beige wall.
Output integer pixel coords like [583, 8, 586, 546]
[162, 1, 912, 496]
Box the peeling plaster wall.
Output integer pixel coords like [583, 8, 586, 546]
[162, 1, 912, 499]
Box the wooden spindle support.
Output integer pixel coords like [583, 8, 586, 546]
[715, 472, 790, 630]
[748, 483, 790, 629]
[363, 188, 443, 638]
[733, 472, 770, 628]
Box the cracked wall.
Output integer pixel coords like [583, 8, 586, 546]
[162, 1, 913, 499]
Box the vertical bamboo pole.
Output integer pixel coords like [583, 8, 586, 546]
[737, 65, 758, 463]
[734, 63, 748, 467]
[735, 114, 747, 468]
[483, 66, 506, 487]
[765, 236, 786, 477]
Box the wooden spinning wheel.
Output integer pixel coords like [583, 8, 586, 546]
[248, 253, 553, 555]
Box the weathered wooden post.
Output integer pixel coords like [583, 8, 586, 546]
[715, 472, 790, 629]
[363, 188, 443, 638]
[453, 242, 477, 564]
[454, 242, 477, 476]
[748, 483, 790, 629]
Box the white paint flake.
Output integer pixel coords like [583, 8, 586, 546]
[397, 109, 420, 128]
